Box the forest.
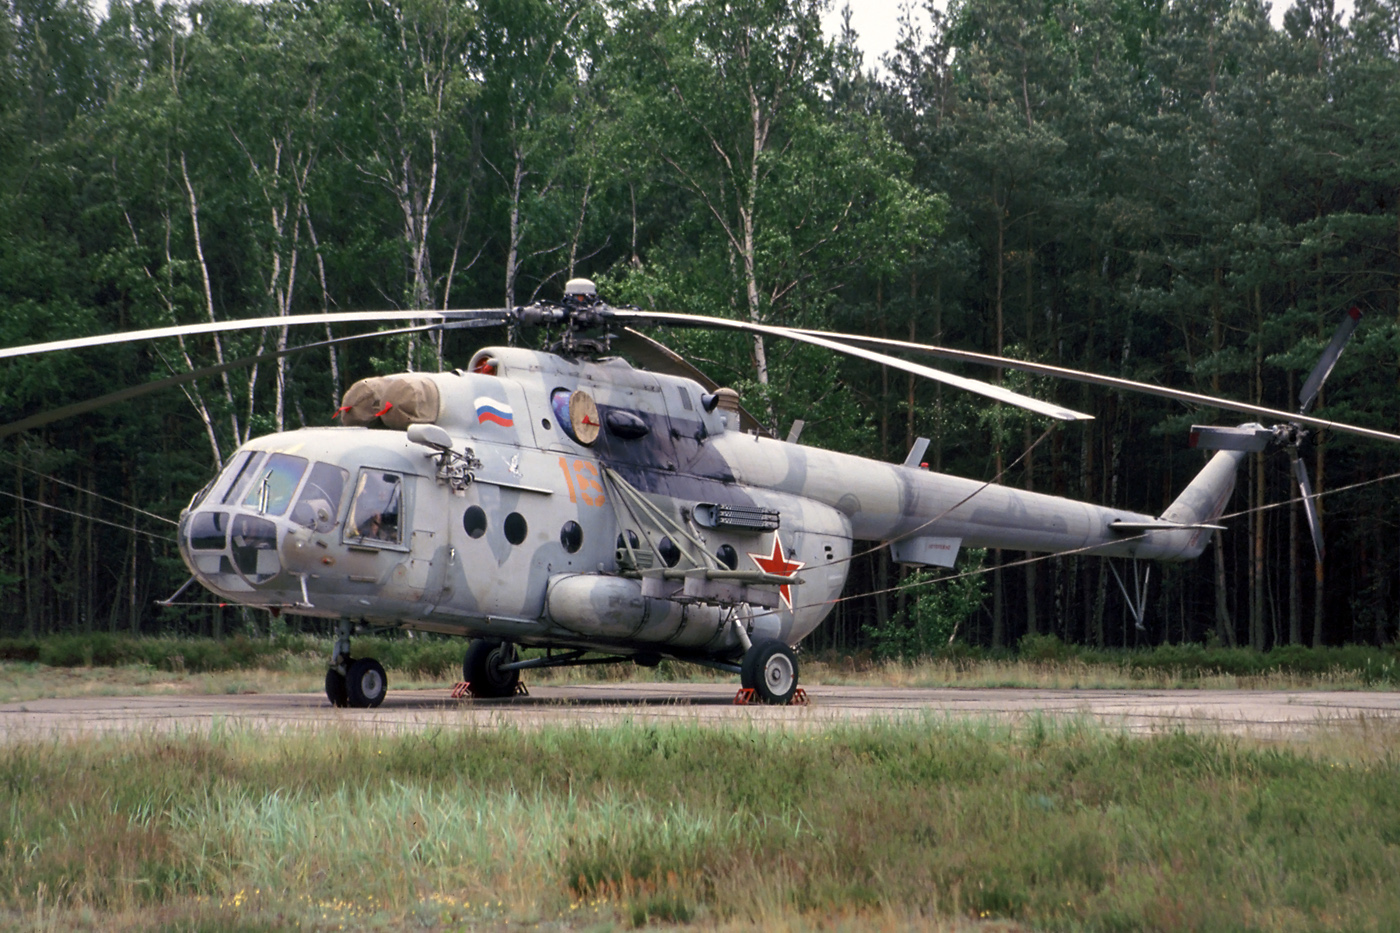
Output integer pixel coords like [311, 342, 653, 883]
[1, 0, 1397, 652]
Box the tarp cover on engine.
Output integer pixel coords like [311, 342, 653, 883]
[338, 375, 441, 429]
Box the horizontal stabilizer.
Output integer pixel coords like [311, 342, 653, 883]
[1189, 424, 1274, 452]
[890, 535, 962, 568]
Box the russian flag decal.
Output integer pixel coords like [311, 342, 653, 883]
[474, 396, 514, 427]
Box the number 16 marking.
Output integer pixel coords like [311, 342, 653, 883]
[559, 457, 605, 507]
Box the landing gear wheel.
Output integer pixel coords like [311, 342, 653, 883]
[346, 657, 387, 708]
[463, 639, 520, 698]
[325, 667, 349, 708]
[741, 639, 799, 705]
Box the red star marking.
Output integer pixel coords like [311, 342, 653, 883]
[748, 534, 805, 610]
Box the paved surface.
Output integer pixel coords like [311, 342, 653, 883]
[4, 684, 1400, 739]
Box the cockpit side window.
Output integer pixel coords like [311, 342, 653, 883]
[239, 453, 309, 516]
[346, 470, 404, 546]
[290, 462, 351, 533]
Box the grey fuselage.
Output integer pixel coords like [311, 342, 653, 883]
[178, 346, 1243, 663]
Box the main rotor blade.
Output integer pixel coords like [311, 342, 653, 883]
[0, 308, 512, 361]
[1189, 424, 1274, 452]
[612, 311, 1093, 422]
[1291, 452, 1326, 563]
[1298, 307, 1362, 415]
[612, 328, 768, 435]
[787, 328, 1400, 447]
[0, 324, 441, 441]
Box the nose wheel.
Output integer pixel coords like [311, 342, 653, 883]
[740, 639, 799, 704]
[326, 658, 389, 708]
[325, 621, 389, 708]
[347, 658, 387, 707]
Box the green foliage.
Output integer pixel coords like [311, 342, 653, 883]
[1018, 632, 1073, 662]
[0, 633, 464, 677]
[865, 549, 989, 660]
[4, 0, 1400, 651]
[8, 632, 1400, 688]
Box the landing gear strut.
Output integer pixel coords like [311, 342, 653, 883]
[740, 639, 799, 705]
[325, 620, 388, 708]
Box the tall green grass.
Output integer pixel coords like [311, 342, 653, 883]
[6, 632, 1400, 687]
[3, 719, 1400, 930]
[0, 633, 466, 678]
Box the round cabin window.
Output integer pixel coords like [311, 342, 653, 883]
[463, 506, 487, 539]
[716, 544, 738, 570]
[504, 512, 528, 546]
[560, 521, 583, 553]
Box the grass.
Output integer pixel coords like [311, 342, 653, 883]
[3, 634, 1400, 703]
[3, 717, 1400, 931]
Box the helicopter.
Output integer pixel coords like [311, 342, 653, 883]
[4, 281, 1395, 705]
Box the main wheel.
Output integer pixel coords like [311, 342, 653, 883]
[741, 639, 799, 705]
[463, 639, 520, 698]
[346, 657, 387, 708]
[325, 667, 349, 708]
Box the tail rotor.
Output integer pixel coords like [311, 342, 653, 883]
[1189, 307, 1362, 563]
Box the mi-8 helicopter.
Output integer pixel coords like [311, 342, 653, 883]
[4, 281, 1394, 705]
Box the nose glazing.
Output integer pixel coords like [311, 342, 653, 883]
[179, 506, 284, 592]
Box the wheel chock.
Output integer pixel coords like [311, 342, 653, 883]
[734, 687, 808, 706]
[514, 682, 530, 697]
[450, 682, 472, 699]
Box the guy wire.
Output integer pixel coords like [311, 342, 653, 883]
[0, 454, 179, 526]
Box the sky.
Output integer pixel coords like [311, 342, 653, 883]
[820, 0, 1358, 73]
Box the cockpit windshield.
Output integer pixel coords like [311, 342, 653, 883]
[289, 462, 350, 532]
[220, 451, 264, 505]
[237, 453, 309, 516]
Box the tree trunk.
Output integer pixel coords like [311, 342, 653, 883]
[505, 151, 524, 309]
[1023, 221, 1036, 636]
[181, 153, 241, 445]
[1288, 369, 1301, 644]
[1312, 421, 1326, 646]
[1214, 531, 1235, 646]
[991, 200, 1006, 648]
[1251, 287, 1265, 650]
[1211, 265, 1229, 644]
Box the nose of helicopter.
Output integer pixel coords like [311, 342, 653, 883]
[179, 506, 287, 598]
[177, 448, 352, 606]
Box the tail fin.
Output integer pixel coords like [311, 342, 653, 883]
[1155, 448, 1249, 558]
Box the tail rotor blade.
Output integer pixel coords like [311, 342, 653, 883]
[1299, 307, 1362, 415]
[1291, 453, 1326, 563]
[1189, 424, 1274, 452]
